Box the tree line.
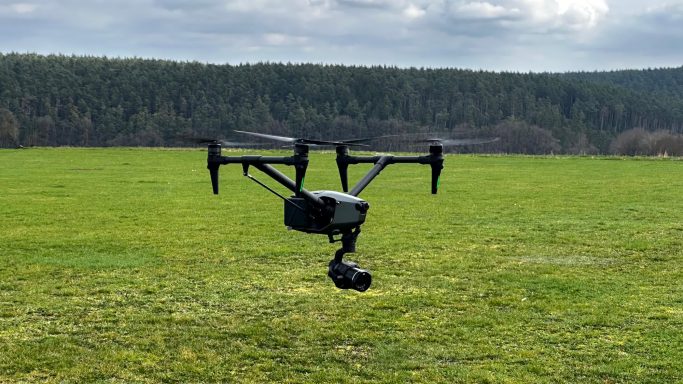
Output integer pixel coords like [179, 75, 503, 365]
[1, 53, 682, 154]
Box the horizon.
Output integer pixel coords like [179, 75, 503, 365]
[3, 51, 682, 74]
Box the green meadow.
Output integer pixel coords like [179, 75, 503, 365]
[1, 148, 682, 383]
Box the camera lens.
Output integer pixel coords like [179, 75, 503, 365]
[328, 260, 372, 292]
[350, 269, 371, 292]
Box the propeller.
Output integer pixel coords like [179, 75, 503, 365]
[178, 135, 262, 147]
[333, 134, 401, 144]
[418, 137, 500, 146]
[234, 130, 371, 147]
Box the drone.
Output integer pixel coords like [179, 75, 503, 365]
[203, 130, 497, 292]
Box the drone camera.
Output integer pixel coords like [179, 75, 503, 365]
[328, 260, 372, 292]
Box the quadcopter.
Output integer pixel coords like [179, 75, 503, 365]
[202, 130, 497, 292]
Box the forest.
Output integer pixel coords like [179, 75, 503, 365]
[1, 53, 682, 154]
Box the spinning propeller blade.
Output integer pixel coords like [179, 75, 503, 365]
[178, 135, 261, 147]
[335, 134, 400, 144]
[419, 137, 500, 146]
[234, 130, 371, 147]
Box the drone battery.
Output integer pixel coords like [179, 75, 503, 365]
[284, 198, 312, 228]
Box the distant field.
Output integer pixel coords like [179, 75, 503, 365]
[1, 148, 682, 383]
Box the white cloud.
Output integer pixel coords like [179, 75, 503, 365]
[427, 0, 609, 32]
[0, 0, 681, 71]
[645, 2, 683, 14]
[11, 3, 37, 13]
[452, 2, 513, 19]
[0, 2, 37, 14]
[403, 3, 426, 19]
[263, 33, 309, 46]
[531, 0, 609, 30]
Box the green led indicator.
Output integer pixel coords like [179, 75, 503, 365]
[300, 177, 305, 192]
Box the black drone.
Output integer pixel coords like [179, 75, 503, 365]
[202, 130, 496, 292]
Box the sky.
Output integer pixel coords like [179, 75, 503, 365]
[1, 0, 682, 72]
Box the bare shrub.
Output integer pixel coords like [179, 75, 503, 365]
[650, 130, 683, 156]
[610, 128, 683, 156]
[610, 128, 651, 156]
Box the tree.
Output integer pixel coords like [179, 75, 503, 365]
[0, 108, 19, 148]
[3, 53, 683, 152]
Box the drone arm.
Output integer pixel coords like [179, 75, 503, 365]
[343, 152, 443, 196]
[348, 156, 391, 196]
[212, 144, 310, 198]
[251, 163, 327, 211]
[208, 147, 326, 211]
[207, 154, 297, 194]
[347, 155, 428, 196]
[390, 153, 444, 194]
[218, 156, 309, 199]
[335, 149, 382, 193]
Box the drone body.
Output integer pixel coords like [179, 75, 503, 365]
[284, 190, 369, 235]
[205, 130, 451, 292]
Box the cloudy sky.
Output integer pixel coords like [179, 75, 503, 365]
[1, 0, 682, 72]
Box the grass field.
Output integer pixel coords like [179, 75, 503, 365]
[1, 148, 682, 383]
